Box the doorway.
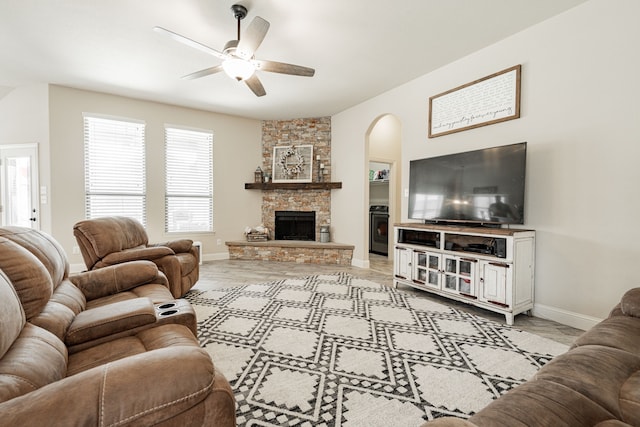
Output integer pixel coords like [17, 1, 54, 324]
[369, 161, 390, 255]
[0, 144, 40, 229]
[366, 114, 401, 263]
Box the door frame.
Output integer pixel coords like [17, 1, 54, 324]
[0, 143, 40, 229]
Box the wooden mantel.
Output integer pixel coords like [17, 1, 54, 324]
[244, 182, 342, 190]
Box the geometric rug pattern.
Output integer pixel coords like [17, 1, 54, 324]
[185, 273, 568, 427]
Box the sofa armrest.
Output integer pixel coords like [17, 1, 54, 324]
[65, 298, 157, 346]
[100, 246, 175, 266]
[150, 239, 194, 254]
[69, 260, 169, 300]
[0, 346, 216, 426]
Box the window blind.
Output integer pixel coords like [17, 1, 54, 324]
[83, 115, 146, 225]
[165, 127, 213, 233]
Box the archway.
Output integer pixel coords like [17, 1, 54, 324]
[364, 114, 402, 266]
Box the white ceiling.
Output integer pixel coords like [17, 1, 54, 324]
[0, 0, 586, 120]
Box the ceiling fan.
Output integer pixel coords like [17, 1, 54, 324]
[154, 4, 315, 97]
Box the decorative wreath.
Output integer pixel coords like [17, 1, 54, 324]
[278, 147, 305, 177]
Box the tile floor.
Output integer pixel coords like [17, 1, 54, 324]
[194, 253, 584, 346]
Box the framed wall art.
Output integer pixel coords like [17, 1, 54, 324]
[272, 145, 313, 183]
[428, 64, 521, 138]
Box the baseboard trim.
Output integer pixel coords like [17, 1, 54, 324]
[352, 258, 369, 269]
[532, 303, 602, 331]
[203, 252, 230, 262]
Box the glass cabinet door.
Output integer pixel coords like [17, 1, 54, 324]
[426, 253, 441, 288]
[414, 251, 441, 289]
[443, 256, 477, 296]
[412, 251, 427, 285]
[444, 256, 458, 291]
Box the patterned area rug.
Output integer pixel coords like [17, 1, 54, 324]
[185, 273, 568, 427]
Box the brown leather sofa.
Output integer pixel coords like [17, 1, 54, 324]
[73, 216, 200, 298]
[423, 288, 640, 427]
[0, 227, 235, 426]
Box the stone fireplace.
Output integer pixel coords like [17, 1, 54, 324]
[260, 117, 332, 241]
[226, 116, 354, 265]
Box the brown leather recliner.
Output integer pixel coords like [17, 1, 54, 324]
[0, 227, 235, 426]
[0, 226, 197, 350]
[73, 216, 200, 298]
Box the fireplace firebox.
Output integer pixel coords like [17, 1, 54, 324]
[275, 211, 315, 241]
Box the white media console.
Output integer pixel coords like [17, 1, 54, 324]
[393, 223, 535, 325]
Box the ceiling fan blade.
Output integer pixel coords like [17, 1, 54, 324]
[244, 74, 266, 97]
[153, 26, 226, 60]
[254, 60, 315, 77]
[236, 17, 270, 60]
[182, 65, 224, 80]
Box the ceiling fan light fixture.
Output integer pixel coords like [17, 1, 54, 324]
[222, 58, 256, 81]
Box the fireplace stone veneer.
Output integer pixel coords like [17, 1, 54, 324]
[226, 240, 354, 265]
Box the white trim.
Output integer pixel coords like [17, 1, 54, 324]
[0, 142, 38, 150]
[351, 257, 369, 269]
[532, 303, 601, 331]
[82, 112, 145, 125]
[164, 123, 214, 135]
[204, 251, 230, 262]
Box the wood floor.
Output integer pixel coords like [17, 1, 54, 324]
[194, 253, 584, 346]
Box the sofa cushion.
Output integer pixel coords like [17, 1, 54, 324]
[67, 324, 199, 376]
[24, 280, 86, 341]
[620, 371, 640, 425]
[0, 323, 67, 403]
[467, 379, 617, 427]
[0, 344, 217, 426]
[0, 226, 68, 286]
[534, 345, 640, 419]
[571, 315, 640, 355]
[0, 237, 53, 320]
[0, 271, 24, 359]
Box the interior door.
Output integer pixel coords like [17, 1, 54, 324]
[0, 144, 39, 229]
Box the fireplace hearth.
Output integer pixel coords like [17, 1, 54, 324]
[275, 211, 315, 241]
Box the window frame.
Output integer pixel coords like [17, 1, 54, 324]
[164, 125, 214, 234]
[83, 113, 146, 225]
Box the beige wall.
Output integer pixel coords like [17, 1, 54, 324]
[0, 84, 52, 231]
[47, 85, 262, 268]
[332, 0, 640, 329]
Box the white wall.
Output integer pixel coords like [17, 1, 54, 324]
[332, 0, 640, 329]
[47, 85, 262, 267]
[0, 84, 52, 231]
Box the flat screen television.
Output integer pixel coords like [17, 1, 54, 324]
[408, 142, 527, 225]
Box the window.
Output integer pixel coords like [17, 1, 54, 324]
[83, 115, 146, 224]
[165, 126, 213, 233]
